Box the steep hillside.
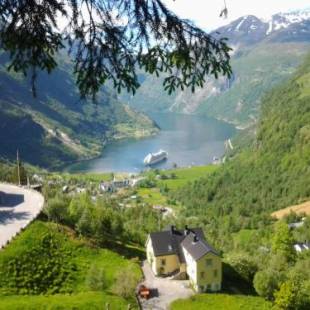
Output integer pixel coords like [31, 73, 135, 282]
[0, 53, 158, 169]
[173, 54, 310, 247]
[125, 9, 310, 128]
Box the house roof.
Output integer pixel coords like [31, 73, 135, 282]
[181, 233, 219, 261]
[149, 226, 218, 262]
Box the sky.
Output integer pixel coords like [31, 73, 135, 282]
[163, 0, 310, 30]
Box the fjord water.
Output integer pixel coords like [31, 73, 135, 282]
[65, 113, 236, 173]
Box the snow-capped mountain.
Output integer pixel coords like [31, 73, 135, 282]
[266, 9, 310, 35]
[213, 9, 310, 46]
[126, 9, 310, 128]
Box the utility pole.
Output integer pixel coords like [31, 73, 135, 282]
[17, 149, 21, 186]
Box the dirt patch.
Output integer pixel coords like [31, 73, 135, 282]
[271, 200, 310, 219]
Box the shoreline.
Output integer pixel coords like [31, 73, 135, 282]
[54, 129, 160, 173]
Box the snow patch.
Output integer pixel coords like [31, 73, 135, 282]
[235, 17, 246, 31]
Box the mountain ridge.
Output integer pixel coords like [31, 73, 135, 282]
[125, 9, 310, 128]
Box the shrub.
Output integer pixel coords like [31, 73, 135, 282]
[0, 232, 76, 295]
[112, 265, 140, 299]
[86, 264, 107, 291]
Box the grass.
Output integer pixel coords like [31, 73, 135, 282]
[0, 292, 130, 310]
[137, 187, 168, 205]
[171, 294, 272, 310]
[157, 165, 218, 190]
[137, 165, 218, 208]
[0, 221, 142, 309]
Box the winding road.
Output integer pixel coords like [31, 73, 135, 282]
[0, 183, 44, 249]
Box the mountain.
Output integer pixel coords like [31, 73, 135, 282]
[173, 54, 310, 248]
[213, 9, 310, 45]
[125, 9, 310, 128]
[0, 53, 158, 169]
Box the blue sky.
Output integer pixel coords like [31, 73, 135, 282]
[164, 0, 310, 30]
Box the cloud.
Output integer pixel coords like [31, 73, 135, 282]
[163, 0, 310, 30]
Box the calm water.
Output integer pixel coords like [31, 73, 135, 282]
[65, 113, 236, 173]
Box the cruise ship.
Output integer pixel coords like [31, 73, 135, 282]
[143, 150, 168, 165]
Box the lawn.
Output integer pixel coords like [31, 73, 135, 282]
[137, 165, 218, 207]
[157, 165, 218, 190]
[171, 294, 272, 310]
[0, 292, 129, 310]
[0, 221, 142, 309]
[137, 187, 168, 205]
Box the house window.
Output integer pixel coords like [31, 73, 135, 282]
[200, 271, 205, 279]
[206, 258, 213, 267]
[161, 259, 166, 266]
[206, 284, 212, 291]
[213, 269, 218, 278]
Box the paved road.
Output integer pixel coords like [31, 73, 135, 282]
[139, 261, 194, 310]
[0, 183, 44, 249]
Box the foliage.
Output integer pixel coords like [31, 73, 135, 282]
[0, 228, 76, 295]
[253, 270, 280, 300]
[112, 265, 140, 299]
[125, 41, 310, 127]
[85, 264, 107, 291]
[0, 221, 142, 308]
[173, 54, 310, 251]
[271, 221, 295, 262]
[0, 0, 231, 99]
[0, 53, 158, 168]
[44, 194, 70, 223]
[224, 252, 258, 283]
[274, 281, 300, 310]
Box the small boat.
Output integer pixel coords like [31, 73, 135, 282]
[144, 150, 168, 165]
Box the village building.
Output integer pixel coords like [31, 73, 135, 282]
[294, 242, 310, 252]
[146, 226, 222, 293]
[99, 182, 115, 193]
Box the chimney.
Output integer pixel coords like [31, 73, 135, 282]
[170, 225, 176, 234]
[184, 225, 190, 235]
[193, 234, 199, 243]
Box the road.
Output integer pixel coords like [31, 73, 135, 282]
[138, 261, 194, 310]
[0, 183, 44, 249]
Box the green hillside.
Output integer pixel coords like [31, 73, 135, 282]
[174, 53, 310, 248]
[0, 53, 158, 169]
[126, 41, 309, 128]
[198, 43, 310, 127]
[171, 294, 272, 310]
[0, 221, 141, 309]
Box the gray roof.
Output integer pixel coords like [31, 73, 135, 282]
[181, 233, 219, 261]
[149, 226, 218, 262]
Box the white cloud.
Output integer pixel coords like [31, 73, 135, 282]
[163, 0, 310, 30]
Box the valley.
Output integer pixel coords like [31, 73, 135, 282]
[64, 113, 236, 173]
[124, 9, 310, 128]
[0, 53, 158, 169]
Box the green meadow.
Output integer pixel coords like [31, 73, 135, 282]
[157, 165, 218, 190]
[0, 221, 142, 310]
[171, 294, 272, 310]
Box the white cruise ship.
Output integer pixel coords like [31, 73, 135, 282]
[144, 150, 168, 165]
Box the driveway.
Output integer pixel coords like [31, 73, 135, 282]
[0, 184, 44, 249]
[139, 261, 194, 310]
